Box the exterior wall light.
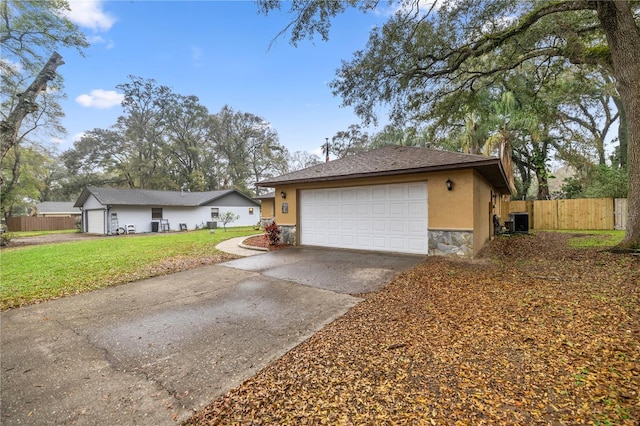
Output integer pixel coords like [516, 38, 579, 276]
[280, 191, 287, 199]
[446, 179, 453, 191]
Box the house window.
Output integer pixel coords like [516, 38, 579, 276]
[211, 208, 219, 219]
[249, 208, 254, 215]
[152, 208, 163, 219]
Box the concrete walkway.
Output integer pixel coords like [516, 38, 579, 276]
[215, 236, 265, 257]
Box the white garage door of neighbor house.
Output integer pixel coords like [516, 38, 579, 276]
[87, 210, 105, 234]
[300, 182, 428, 254]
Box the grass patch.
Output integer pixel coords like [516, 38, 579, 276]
[1, 227, 260, 310]
[547, 230, 625, 248]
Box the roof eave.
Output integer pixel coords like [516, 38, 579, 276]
[256, 159, 504, 188]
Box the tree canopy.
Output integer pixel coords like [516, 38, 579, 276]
[0, 0, 88, 216]
[258, 0, 640, 250]
[61, 76, 289, 197]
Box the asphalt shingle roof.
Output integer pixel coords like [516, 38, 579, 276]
[257, 145, 511, 193]
[74, 188, 258, 208]
[35, 202, 81, 214]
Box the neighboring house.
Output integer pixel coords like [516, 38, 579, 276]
[35, 202, 81, 217]
[256, 145, 513, 257]
[74, 187, 260, 235]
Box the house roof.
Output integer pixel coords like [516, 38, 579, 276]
[254, 191, 275, 200]
[257, 145, 512, 194]
[74, 187, 260, 208]
[36, 201, 81, 214]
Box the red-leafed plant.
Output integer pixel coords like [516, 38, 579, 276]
[264, 221, 281, 246]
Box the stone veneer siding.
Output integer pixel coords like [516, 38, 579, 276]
[428, 230, 473, 257]
[279, 225, 296, 245]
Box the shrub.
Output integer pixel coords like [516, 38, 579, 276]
[218, 211, 240, 230]
[264, 221, 281, 246]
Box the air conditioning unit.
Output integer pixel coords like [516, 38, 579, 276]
[509, 212, 529, 234]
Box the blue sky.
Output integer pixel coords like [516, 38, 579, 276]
[58, 0, 391, 158]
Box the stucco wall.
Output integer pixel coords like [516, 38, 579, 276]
[260, 199, 275, 220]
[472, 171, 495, 255]
[425, 170, 474, 231]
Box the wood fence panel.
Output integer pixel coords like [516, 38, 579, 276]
[6, 216, 77, 232]
[614, 198, 628, 230]
[534, 200, 558, 230]
[503, 198, 623, 230]
[555, 198, 613, 230]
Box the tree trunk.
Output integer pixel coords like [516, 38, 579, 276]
[0, 52, 64, 165]
[597, 1, 640, 250]
[612, 95, 627, 167]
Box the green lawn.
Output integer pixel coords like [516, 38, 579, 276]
[1, 227, 260, 310]
[546, 229, 626, 248]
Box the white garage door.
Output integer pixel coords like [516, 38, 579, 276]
[300, 182, 428, 254]
[86, 210, 105, 234]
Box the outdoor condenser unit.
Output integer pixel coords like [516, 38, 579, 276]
[509, 212, 529, 234]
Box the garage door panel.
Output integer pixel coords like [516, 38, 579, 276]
[409, 238, 428, 251]
[372, 236, 387, 248]
[389, 237, 407, 249]
[389, 203, 405, 215]
[356, 204, 369, 215]
[356, 188, 370, 200]
[87, 210, 105, 234]
[341, 204, 354, 215]
[372, 203, 386, 215]
[408, 201, 425, 214]
[409, 220, 425, 232]
[388, 186, 406, 198]
[300, 183, 428, 254]
[372, 220, 386, 231]
[371, 187, 386, 198]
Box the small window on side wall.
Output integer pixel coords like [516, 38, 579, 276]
[211, 208, 219, 219]
[152, 208, 163, 219]
[249, 207, 254, 215]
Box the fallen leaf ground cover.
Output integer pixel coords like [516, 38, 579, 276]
[187, 232, 639, 425]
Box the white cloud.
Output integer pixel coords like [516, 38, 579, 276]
[50, 137, 65, 145]
[66, 0, 116, 32]
[87, 35, 116, 50]
[75, 89, 124, 109]
[190, 46, 204, 60]
[73, 132, 87, 142]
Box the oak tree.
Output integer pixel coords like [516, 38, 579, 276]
[258, 0, 640, 250]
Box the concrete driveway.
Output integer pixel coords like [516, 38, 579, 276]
[221, 246, 425, 294]
[1, 247, 424, 425]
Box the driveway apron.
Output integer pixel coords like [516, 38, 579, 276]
[221, 246, 425, 294]
[1, 247, 423, 425]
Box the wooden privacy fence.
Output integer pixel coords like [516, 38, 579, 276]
[6, 216, 77, 232]
[501, 198, 627, 230]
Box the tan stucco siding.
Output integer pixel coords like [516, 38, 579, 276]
[273, 185, 298, 226]
[426, 170, 474, 230]
[472, 171, 495, 255]
[260, 199, 275, 219]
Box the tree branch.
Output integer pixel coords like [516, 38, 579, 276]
[0, 51, 64, 164]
